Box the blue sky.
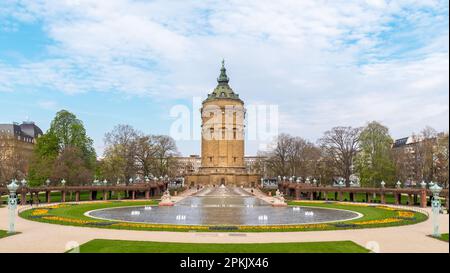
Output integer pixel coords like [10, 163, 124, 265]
[0, 0, 448, 157]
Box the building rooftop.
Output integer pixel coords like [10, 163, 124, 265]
[0, 121, 43, 142]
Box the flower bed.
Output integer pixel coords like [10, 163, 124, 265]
[31, 209, 49, 216]
[20, 200, 428, 232]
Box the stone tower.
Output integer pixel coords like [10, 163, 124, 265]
[185, 60, 259, 187]
[200, 60, 246, 176]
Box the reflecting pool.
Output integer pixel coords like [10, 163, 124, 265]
[86, 187, 361, 226]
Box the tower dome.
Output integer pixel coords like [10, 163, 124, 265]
[204, 59, 242, 102]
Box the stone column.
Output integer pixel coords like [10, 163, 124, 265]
[324, 192, 328, 201]
[338, 191, 343, 202]
[61, 191, 66, 202]
[295, 188, 301, 200]
[420, 189, 427, 208]
[75, 191, 80, 202]
[145, 190, 150, 199]
[408, 194, 414, 206]
[309, 192, 314, 201]
[132, 191, 136, 200]
[367, 193, 371, 203]
[380, 192, 385, 204]
[103, 191, 108, 200]
[89, 191, 93, 201]
[46, 191, 51, 203]
[394, 193, 399, 205]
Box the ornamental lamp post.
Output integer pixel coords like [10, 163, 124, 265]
[145, 177, 150, 183]
[313, 178, 317, 186]
[296, 178, 300, 183]
[429, 183, 443, 237]
[420, 180, 427, 189]
[103, 179, 108, 186]
[428, 181, 435, 188]
[305, 177, 310, 184]
[129, 178, 133, 184]
[380, 181, 386, 188]
[289, 177, 293, 182]
[61, 179, 66, 186]
[45, 179, 51, 187]
[7, 179, 19, 234]
[21, 178, 27, 187]
[396, 181, 402, 188]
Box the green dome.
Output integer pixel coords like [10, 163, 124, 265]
[204, 60, 242, 102]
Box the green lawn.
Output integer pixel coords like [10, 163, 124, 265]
[283, 192, 428, 206]
[1, 190, 157, 204]
[20, 200, 427, 232]
[74, 239, 369, 253]
[287, 201, 428, 230]
[0, 230, 19, 239]
[430, 233, 449, 242]
[317, 192, 425, 205]
[0, 230, 8, 238]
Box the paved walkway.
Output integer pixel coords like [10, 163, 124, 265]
[0, 199, 448, 253]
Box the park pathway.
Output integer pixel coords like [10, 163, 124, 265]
[0, 201, 448, 253]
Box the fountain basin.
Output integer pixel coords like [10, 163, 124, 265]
[86, 201, 362, 226]
[85, 187, 362, 226]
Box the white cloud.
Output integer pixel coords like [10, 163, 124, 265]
[0, 0, 448, 154]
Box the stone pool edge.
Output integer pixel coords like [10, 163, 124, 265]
[83, 205, 364, 227]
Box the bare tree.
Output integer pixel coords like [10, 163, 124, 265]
[263, 134, 292, 176]
[261, 134, 321, 178]
[99, 144, 127, 182]
[435, 132, 449, 188]
[103, 124, 140, 182]
[392, 147, 414, 184]
[410, 126, 437, 182]
[134, 135, 157, 177]
[318, 126, 361, 186]
[152, 135, 179, 177]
